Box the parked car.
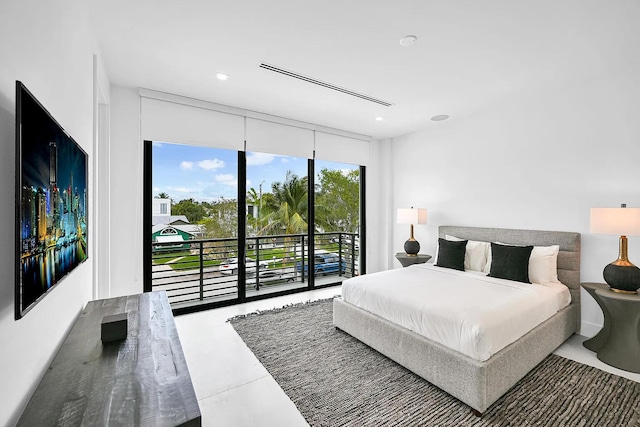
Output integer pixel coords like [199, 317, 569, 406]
[330, 235, 359, 250]
[246, 269, 294, 288]
[295, 251, 346, 275]
[343, 237, 359, 250]
[219, 257, 270, 275]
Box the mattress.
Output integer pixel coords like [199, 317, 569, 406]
[341, 264, 571, 361]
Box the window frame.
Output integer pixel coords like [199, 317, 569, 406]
[143, 141, 366, 315]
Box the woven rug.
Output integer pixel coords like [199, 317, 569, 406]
[230, 298, 640, 427]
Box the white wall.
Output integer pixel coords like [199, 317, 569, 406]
[109, 86, 144, 297]
[152, 198, 172, 216]
[0, 1, 106, 425]
[388, 61, 640, 335]
[365, 138, 393, 274]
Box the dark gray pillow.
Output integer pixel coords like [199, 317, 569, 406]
[488, 243, 533, 283]
[435, 238, 467, 271]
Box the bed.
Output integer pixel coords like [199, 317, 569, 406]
[333, 226, 581, 414]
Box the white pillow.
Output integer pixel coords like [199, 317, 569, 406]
[445, 235, 490, 273]
[530, 245, 560, 284]
[487, 242, 560, 284]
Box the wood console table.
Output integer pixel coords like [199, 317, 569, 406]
[18, 291, 201, 427]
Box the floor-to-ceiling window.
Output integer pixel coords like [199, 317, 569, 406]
[314, 160, 361, 280]
[148, 141, 239, 309]
[244, 151, 310, 296]
[145, 140, 365, 312]
[145, 144, 365, 313]
[141, 94, 369, 313]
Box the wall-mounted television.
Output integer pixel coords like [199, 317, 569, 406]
[15, 81, 88, 319]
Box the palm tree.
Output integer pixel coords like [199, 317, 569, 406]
[257, 172, 308, 265]
[247, 187, 260, 206]
[246, 187, 261, 234]
[260, 171, 308, 236]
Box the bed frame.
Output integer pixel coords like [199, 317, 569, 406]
[333, 226, 581, 414]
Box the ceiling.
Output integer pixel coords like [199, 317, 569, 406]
[87, 0, 639, 139]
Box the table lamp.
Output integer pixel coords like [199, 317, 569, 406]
[397, 207, 427, 256]
[590, 204, 640, 293]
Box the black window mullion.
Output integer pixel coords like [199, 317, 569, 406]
[238, 150, 247, 301]
[359, 165, 366, 275]
[143, 140, 153, 293]
[307, 158, 315, 289]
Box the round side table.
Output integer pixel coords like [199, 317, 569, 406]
[593, 288, 640, 373]
[581, 282, 612, 352]
[395, 253, 432, 268]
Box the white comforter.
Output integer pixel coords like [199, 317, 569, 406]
[341, 264, 571, 361]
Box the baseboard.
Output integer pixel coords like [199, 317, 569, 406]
[580, 321, 602, 338]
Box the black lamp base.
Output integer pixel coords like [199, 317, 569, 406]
[404, 239, 420, 256]
[604, 262, 640, 294]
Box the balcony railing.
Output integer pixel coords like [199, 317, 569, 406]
[151, 232, 359, 308]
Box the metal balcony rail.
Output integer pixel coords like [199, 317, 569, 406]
[151, 232, 359, 307]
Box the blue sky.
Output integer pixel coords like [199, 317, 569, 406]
[152, 141, 357, 202]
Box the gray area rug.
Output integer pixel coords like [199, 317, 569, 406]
[230, 298, 640, 426]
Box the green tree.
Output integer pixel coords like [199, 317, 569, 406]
[247, 187, 260, 206]
[156, 192, 170, 199]
[315, 168, 359, 233]
[261, 171, 308, 235]
[201, 198, 238, 238]
[172, 198, 206, 223]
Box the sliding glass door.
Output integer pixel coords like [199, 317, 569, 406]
[145, 141, 365, 312]
[314, 160, 361, 281]
[149, 141, 239, 309]
[244, 151, 309, 296]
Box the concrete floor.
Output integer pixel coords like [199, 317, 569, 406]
[174, 286, 640, 427]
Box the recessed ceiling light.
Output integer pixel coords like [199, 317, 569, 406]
[431, 114, 450, 121]
[216, 72, 229, 81]
[399, 35, 418, 46]
[375, 116, 384, 121]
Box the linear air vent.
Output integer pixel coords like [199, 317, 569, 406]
[259, 63, 393, 107]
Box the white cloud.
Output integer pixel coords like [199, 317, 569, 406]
[198, 159, 225, 170]
[215, 174, 238, 187]
[180, 161, 194, 170]
[170, 186, 195, 193]
[215, 174, 235, 182]
[247, 152, 275, 166]
[280, 157, 289, 163]
[152, 142, 163, 147]
[153, 187, 160, 192]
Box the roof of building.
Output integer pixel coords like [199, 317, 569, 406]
[174, 224, 203, 235]
[152, 215, 189, 226]
[152, 223, 202, 236]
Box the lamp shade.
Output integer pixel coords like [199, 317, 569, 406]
[397, 208, 427, 225]
[590, 208, 640, 236]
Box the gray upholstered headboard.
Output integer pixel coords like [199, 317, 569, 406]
[438, 226, 581, 306]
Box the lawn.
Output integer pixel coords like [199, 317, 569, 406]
[153, 242, 354, 272]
